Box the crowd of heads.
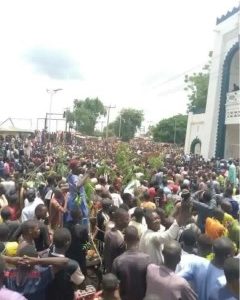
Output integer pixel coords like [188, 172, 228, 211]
[0, 132, 238, 299]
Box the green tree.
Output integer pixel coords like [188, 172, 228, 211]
[184, 52, 212, 112]
[73, 98, 106, 135]
[94, 129, 103, 137]
[146, 125, 155, 138]
[116, 143, 135, 185]
[110, 108, 144, 141]
[147, 155, 164, 170]
[152, 114, 187, 144]
[103, 123, 115, 138]
[64, 110, 75, 131]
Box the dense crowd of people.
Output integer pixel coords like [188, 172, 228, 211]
[0, 132, 239, 300]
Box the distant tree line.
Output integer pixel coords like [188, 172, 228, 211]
[64, 53, 210, 143]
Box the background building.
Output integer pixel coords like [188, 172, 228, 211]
[185, 6, 240, 159]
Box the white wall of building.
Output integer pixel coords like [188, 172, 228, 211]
[204, 12, 239, 159]
[184, 112, 205, 155]
[185, 9, 240, 159]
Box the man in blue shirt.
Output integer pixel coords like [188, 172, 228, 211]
[224, 187, 239, 219]
[209, 257, 239, 300]
[178, 237, 234, 300]
[4, 245, 68, 300]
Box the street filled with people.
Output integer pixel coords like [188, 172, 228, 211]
[0, 131, 239, 300]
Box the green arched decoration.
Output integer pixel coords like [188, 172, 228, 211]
[190, 138, 201, 154]
[215, 42, 239, 158]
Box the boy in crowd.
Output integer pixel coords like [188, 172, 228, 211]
[46, 228, 85, 300]
[1, 206, 20, 240]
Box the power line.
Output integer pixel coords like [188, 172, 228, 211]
[154, 67, 238, 98]
[157, 85, 185, 97]
[151, 62, 207, 90]
[150, 47, 236, 91]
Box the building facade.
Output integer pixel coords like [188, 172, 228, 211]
[185, 6, 240, 159]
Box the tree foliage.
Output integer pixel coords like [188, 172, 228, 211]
[147, 155, 164, 170]
[152, 114, 187, 144]
[108, 108, 144, 141]
[116, 143, 136, 185]
[104, 123, 116, 138]
[64, 110, 75, 130]
[54, 146, 69, 177]
[184, 52, 212, 113]
[73, 98, 106, 135]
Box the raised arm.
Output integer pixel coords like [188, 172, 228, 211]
[30, 256, 69, 267]
[76, 173, 89, 188]
[158, 219, 180, 242]
[2, 254, 68, 267]
[191, 199, 213, 212]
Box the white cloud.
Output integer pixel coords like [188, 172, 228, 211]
[0, 0, 238, 130]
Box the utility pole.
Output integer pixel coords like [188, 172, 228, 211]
[64, 107, 70, 132]
[118, 114, 125, 138]
[46, 88, 63, 132]
[119, 114, 122, 138]
[105, 105, 116, 139]
[44, 113, 48, 130]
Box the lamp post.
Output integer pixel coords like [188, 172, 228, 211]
[46, 88, 63, 132]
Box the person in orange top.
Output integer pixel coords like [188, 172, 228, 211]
[49, 189, 66, 229]
[205, 208, 227, 240]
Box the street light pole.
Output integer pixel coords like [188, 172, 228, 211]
[63, 107, 70, 132]
[46, 88, 63, 132]
[49, 92, 53, 132]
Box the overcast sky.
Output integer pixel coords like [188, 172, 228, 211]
[0, 0, 238, 131]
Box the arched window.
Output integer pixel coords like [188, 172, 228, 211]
[190, 138, 201, 155]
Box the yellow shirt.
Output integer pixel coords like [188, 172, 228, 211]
[2, 242, 19, 256]
[223, 213, 235, 227]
